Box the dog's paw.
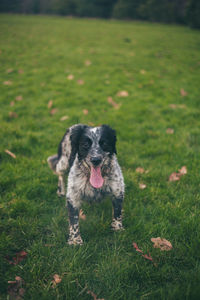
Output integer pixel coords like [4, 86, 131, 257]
[111, 218, 124, 231]
[67, 235, 83, 245]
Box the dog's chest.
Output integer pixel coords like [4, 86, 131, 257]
[67, 169, 111, 203]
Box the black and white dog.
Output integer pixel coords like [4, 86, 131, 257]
[47, 124, 124, 245]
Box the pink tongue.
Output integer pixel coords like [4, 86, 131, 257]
[90, 166, 104, 189]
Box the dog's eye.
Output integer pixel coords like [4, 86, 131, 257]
[99, 140, 108, 149]
[81, 139, 91, 149]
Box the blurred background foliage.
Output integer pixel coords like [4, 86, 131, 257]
[0, 0, 200, 28]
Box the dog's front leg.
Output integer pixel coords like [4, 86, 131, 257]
[111, 196, 124, 231]
[67, 200, 83, 245]
[57, 174, 66, 197]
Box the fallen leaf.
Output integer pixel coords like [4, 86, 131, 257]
[6, 250, 27, 265]
[142, 253, 153, 261]
[133, 242, 143, 253]
[138, 84, 143, 88]
[87, 290, 104, 300]
[180, 88, 187, 97]
[10, 101, 15, 106]
[67, 74, 74, 80]
[179, 166, 187, 175]
[151, 237, 172, 251]
[5, 149, 16, 159]
[107, 96, 121, 109]
[83, 109, 88, 115]
[50, 108, 58, 115]
[48, 100, 53, 109]
[8, 276, 25, 300]
[139, 183, 146, 189]
[168, 172, 180, 182]
[166, 128, 174, 134]
[136, 167, 145, 174]
[16, 95, 23, 101]
[3, 80, 12, 85]
[169, 166, 187, 182]
[60, 115, 69, 121]
[79, 209, 86, 220]
[7, 68, 13, 73]
[77, 79, 84, 85]
[52, 274, 62, 288]
[117, 90, 129, 97]
[85, 60, 92, 66]
[133, 242, 154, 264]
[140, 69, 146, 74]
[40, 82, 45, 87]
[9, 111, 18, 118]
[18, 69, 24, 74]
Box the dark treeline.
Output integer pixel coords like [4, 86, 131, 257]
[0, 0, 199, 28]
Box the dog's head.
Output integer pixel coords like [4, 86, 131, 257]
[70, 124, 117, 188]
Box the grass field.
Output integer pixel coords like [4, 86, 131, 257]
[0, 14, 200, 299]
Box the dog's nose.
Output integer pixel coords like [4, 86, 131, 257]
[90, 156, 102, 166]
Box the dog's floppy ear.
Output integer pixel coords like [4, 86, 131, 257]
[55, 124, 87, 174]
[101, 124, 117, 154]
[47, 154, 59, 174]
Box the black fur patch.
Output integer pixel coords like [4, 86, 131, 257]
[100, 125, 117, 154]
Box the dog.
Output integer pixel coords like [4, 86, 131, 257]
[47, 124, 125, 245]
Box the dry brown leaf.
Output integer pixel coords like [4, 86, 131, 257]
[50, 108, 58, 115]
[6, 250, 27, 265]
[10, 101, 15, 106]
[133, 242, 143, 253]
[166, 128, 174, 134]
[52, 274, 62, 288]
[5, 149, 16, 159]
[7, 68, 13, 73]
[133, 242, 154, 262]
[151, 237, 172, 251]
[60, 115, 69, 121]
[140, 69, 146, 74]
[9, 111, 18, 118]
[16, 95, 23, 101]
[169, 166, 187, 182]
[83, 109, 89, 115]
[77, 79, 84, 85]
[168, 172, 180, 182]
[139, 183, 146, 189]
[180, 88, 187, 97]
[67, 74, 74, 80]
[136, 167, 145, 174]
[3, 80, 12, 85]
[117, 90, 129, 97]
[48, 100, 53, 109]
[107, 96, 121, 109]
[18, 69, 24, 74]
[79, 209, 86, 220]
[85, 60, 92, 66]
[8, 276, 25, 300]
[179, 166, 187, 175]
[87, 290, 104, 300]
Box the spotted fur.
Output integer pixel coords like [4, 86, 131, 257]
[47, 124, 125, 245]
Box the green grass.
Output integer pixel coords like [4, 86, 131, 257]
[0, 14, 200, 299]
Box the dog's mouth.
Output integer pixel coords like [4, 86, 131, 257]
[89, 165, 104, 189]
